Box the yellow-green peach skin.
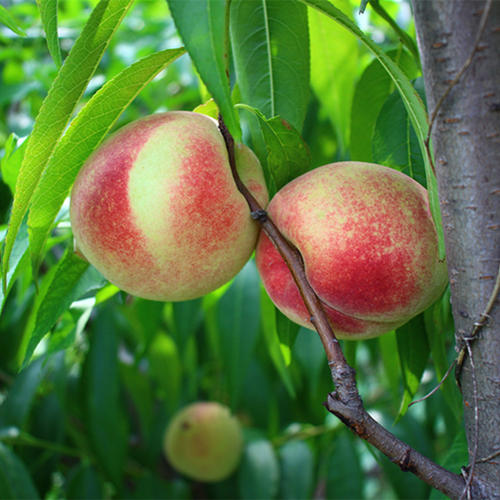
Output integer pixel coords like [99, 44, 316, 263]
[164, 402, 243, 482]
[70, 111, 268, 301]
[256, 162, 448, 339]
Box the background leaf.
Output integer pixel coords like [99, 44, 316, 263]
[216, 262, 261, 407]
[23, 250, 106, 366]
[238, 439, 279, 500]
[350, 47, 420, 163]
[309, 0, 359, 156]
[396, 315, 430, 417]
[278, 440, 314, 499]
[0, 5, 27, 36]
[0, 443, 39, 499]
[83, 306, 128, 486]
[372, 79, 427, 187]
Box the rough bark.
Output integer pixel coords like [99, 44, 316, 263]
[412, 1, 500, 497]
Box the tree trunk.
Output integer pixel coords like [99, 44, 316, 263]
[412, 1, 500, 497]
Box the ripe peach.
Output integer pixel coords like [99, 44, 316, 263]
[256, 162, 448, 339]
[164, 402, 243, 482]
[70, 111, 268, 301]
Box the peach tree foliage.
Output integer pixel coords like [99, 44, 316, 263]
[1, 0, 491, 498]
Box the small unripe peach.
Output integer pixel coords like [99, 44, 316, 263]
[164, 402, 243, 482]
[256, 162, 448, 339]
[70, 111, 268, 301]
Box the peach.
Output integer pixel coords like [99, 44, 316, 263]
[70, 111, 268, 301]
[163, 402, 243, 482]
[256, 162, 448, 339]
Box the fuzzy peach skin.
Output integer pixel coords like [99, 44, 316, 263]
[256, 162, 448, 339]
[164, 402, 243, 482]
[70, 111, 268, 301]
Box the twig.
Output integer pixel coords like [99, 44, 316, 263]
[409, 359, 457, 408]
[218, 114, 466, 499]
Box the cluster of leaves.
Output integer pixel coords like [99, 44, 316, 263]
[0, 0, 465, 498]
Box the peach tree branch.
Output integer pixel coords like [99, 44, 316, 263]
[218, 114, 467, 499]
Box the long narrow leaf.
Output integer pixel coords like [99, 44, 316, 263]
[0, 5, 27, 36]
[2, 0, 135, 286]
[37, 0, 63, 67]
[28, 47, 185, 270]
[167, 0, 240, 139]
[301, 0, 445, 258]
[230, 0, 310, 132]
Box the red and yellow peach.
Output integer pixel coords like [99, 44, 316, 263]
[256, 162, 448, 339]
[70, 111, 268, 301]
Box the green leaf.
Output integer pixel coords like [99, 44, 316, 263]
[0, 135, 27, 195]
[373, 79, 427, 187]
[325, 434, 364, 499]
[260, 287, 296, 398]
[167, 0, 240, 139]
[396, 314, 430, 417]
[27, 47, 185, 272]
[378, 331, 401, 405]
[84, 307, 128, 485]
[301, 0, 445, 259]
[0, 358, 44, 430]
[65, 464, 103, 500]
[37, 0, 63, 67]
[230, 0, 310, 132]
[23, 250, 106, 366]
[238, 439, 279, 500]
[148, 332, 181, 410]
[278, 440, 314, 500]
[0, 443, 39, 499]
[216, 261, 261, 407]
[276, 309, 300, 351]
[309, 0, 359, 155]
[171, 298, 203, 352]
[293, 327, 326, 395]
[2, 0, 135, 286]
[0, 5, 27, 36]
[0, 218, 30, 315]
[429, 431, 468, 499]
[424, 288, 462, 419]
[236, 104, 311, 195]
[350, 47, 420, 163]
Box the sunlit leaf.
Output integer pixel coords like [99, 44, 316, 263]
[231, 0, 310, 132]
[0, 5, 26, 36]
[309, 0, 359, 155]
[167, 0, 240, 139]
[3, 0, 135, 285]
[37, 0, 62, 67]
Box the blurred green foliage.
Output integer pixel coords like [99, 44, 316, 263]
[0, 1, 464, 499]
